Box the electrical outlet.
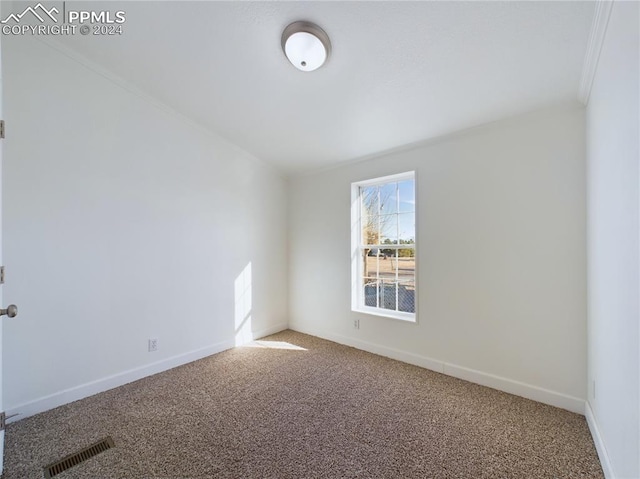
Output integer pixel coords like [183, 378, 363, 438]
[354, 319, 360, 330]
[148, 338, 158, 352]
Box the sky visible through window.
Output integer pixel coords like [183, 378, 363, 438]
[361, 179, 415, 246]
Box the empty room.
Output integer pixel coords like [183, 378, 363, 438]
[0, 0, 637, 478]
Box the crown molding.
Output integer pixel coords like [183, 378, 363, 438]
[578, 0, 614, 105]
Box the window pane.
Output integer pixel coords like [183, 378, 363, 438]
[398, 280, 415, 313]
[380, 279, 397, 311]
[364, 251, 379, 279]
[397, 254, 415, 282]
[379, 214, 397, 244]
[363, 278, 378, 308]
[398, 213, 415, 244]
[362, 186, 379, 216]
[380, 182, 398, 215]
[399, 180, 415, 213]
[377, 250, 395, 282]
[363, 215, 380, 245]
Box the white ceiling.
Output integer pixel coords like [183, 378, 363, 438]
[52, 1, 595, 174]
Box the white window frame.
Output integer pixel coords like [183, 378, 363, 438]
[351, 171, 416, 322]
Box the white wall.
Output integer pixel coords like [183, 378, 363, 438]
[0, 28, 5, 475]
[586, 1, 639, 478]
[2, 37, 288, 416]
[289, 105, 587, 412]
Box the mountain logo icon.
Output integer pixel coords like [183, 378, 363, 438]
[1, 3, 59, 24]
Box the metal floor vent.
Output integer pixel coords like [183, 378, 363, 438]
[43, 437, 115, 478]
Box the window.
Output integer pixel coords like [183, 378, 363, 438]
[351, 171, 416, 321]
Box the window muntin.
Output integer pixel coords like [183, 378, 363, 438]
[353, 172, 416, 321]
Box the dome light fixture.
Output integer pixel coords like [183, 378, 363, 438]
[281, 21, 331, 72]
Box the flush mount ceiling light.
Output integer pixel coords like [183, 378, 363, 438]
[281, 21, 331, 72]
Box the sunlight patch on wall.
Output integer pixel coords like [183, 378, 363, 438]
[234, 262, 252, 346]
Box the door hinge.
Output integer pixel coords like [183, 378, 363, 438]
[0, 266, 5, 284]
[0, 120, 5, 139]
[0, 411, 5, 431]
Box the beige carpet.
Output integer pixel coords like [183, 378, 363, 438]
[4, 330, 603, 478]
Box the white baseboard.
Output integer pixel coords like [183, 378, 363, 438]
[585, 401, 615, 478]
[6, 338, 235, 424]
[253, 322, 289, 339]
[443, 362, 584, 414]
[6, 322, 290, 423]
[290, 322, 445, 373]
[8, 319, 585, 426]
[289, 322, 585, 415]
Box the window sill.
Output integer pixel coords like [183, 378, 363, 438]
[352, 306, 416, 323]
